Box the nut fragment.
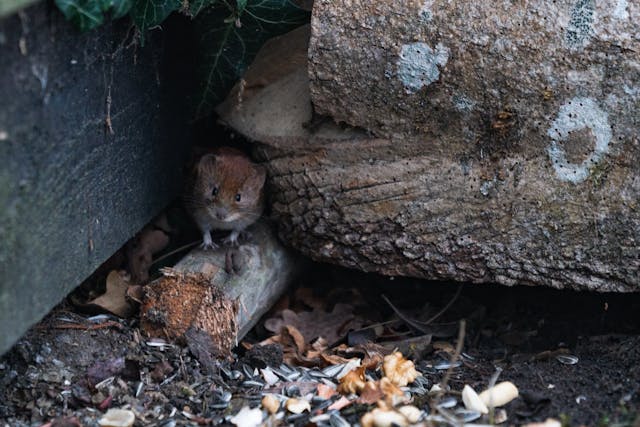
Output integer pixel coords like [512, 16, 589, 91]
[397, 405, 422, 423]
[522, 419, 562, 427]
[338, 366, 366, 395]
[379, 377, 407, 405]
[98, 409, 135, 427]
[382, 352, 420, 387]
[479, 381, 519, 408]
[361, 407, 409, 427]
[462, 385, 488, 414]
[261, 394, 280, 414]
[285, 398, 311, 414]
[229, 406, 263, 427]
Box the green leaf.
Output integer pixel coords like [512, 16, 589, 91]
[236, 0, 247, 13]
[55, 0, 105, 31]
[55, 0, 134, 30]
[131, 0, 182, 42]
[193, 0, 309, 119]
[108, 0, 135, 19]
[187, 0, 217, 17]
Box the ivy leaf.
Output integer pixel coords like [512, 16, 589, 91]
[55, 0, 134, 30]
[193, 0, 309, 119]
[55, 0, 106, 30]
[131, 0, 182, 43]
[105, 0, 135, 19]
[187, 0, 217, 17]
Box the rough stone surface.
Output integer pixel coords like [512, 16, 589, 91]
[309, 0, 640, 145]
[220, 5, 640, 292]
[0, 6, 191, 354]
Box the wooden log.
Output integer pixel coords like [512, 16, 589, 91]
[0, 6, 192, 354]
[140, 221, 300, 353]
[218, 14, 640, 292]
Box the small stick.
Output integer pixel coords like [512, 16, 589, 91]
[151, 241, 201, 267]
[431, 319, 466, 415]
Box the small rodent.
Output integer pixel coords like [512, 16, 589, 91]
[186, 147, 266, 249]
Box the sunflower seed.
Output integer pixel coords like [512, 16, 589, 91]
[329, 412, 350, 427]
[455, 409, 482, 422]
[555, 354, 579, 365]
[433, 360, 462, 370]
[437, 396, 458, 408]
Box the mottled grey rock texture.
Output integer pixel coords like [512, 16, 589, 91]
[225, 2, 640, 292]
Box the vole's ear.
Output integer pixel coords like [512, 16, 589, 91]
[196, 153, 218, 176]
[253, 164, 267, 188]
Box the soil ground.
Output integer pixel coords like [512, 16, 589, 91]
[1, 265, 639, 426]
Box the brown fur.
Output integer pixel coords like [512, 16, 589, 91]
[186, 147, 266, 244]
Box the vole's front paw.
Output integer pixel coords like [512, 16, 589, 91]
[223, 230, 240, 247]
[200, 231, 219, 250]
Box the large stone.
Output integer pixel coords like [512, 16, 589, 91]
[219, 3, 640, 292]
[0, 5, 191, 354]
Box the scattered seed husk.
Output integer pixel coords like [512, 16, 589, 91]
[261, 368, 279, 386]
[479, 381, 519, 408]
[462, 385, 489, 414]
[455, 409, 482, 422]
[97, 408, 135, 427]
[433, 360, 462, 370]
[555, 354, 579, 365]
[437, 396, 458, 409]
[329, 412, 351, 427]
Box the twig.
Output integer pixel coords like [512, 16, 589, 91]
[487, 366, 503, 423]
[151, 241, 200, 267]
[431, 319, 466, 417]
[382, 294, 432, 334]
[381, 283, 463, 333]
[417, 283, 463, 326]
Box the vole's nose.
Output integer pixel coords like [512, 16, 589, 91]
[214, 207, 228, 221]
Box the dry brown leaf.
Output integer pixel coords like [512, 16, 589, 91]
[382, 352, 420, 387]
[88, 270, 135, 318]
[264, 304, 363, 344]
[281, 325, 306, 353]
[311, 337, 329, 352]
[125, 285, 144, 304]
[338, 366, 366, 395]
[295, 287, 325, 310]
[432, 341, 455, 353]
[327, 396, 352, 411]
[316, 383, 337, 400]
[358, 381, 384, 405]
[127, 217, 170, 284]
[320, 352, 357, 366]
[358, 378, 406, 406]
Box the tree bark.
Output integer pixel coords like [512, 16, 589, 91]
[141, 221, 301, 352]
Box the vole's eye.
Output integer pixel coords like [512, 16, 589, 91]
[235, 193, 241, 202]
[211, 186, 219, 197]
